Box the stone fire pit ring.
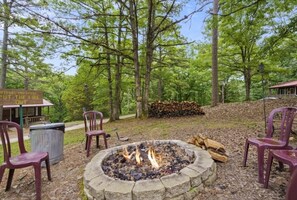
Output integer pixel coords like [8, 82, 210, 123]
[84, 140, 217, 200]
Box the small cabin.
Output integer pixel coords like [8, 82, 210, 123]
[269, 80, 297, 97]
[3, 99, 53, 127]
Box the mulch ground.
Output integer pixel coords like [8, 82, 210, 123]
[0, 98, 296, 200]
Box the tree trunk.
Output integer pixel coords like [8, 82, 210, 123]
[0, 0, 10, 120]
[24, 63, 29, 90]
[240, 45, 252, 101]
[114, 6, 124, 120]
[143, 0, 155, 117]
[129, 0, 142, 118]
[211, 0, 219, 107]
[157, 48, 164, 101]
[103, 17, 114, 121]
[244, 68, 251, 101]
[158, 77, 163, 101]
[221, 83, 225, 103]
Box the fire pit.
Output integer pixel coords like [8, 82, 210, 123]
[84, 140, 217, 200]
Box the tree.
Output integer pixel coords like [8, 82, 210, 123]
[211, 0, 219, 106]
[127, 0, 142, 118]
[217, 0, 296, 101]
[143, 0, 191, 116]
[0, 0, 11, 120]
[0, 0, 54, 119]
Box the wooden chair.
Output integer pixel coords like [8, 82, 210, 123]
[243, 107, 297, 183]
[0, 121, 51, 200]
[83, 111, 108, 157]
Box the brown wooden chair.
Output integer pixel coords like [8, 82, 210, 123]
[0, 121, 51, 200]
[83, 111, 108, 157]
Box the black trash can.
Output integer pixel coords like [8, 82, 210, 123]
[29, 123, 65, 165]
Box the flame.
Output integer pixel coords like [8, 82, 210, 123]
[122, 145, 160, 169]
[148, 146, 159, 169]
[122, 147, 135, 160]
[135, 146, 141, 164]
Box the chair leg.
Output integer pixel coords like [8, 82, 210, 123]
[96, 135, 99, 148]
[264, 151, 274, 188]
[277, 161, 284, 171]
[103, 135, 108, 149]
[257, 148, 265, 184]
[85, 135, 88, 150]
[87, 135, 92, 157]
[33, 165, 42, 200]
[0, 166, 5, 183]
[5, 169, 15, 191]
[45, 157, 52, 181]
[243, 140, 249, 167]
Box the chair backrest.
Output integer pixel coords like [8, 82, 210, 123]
[83, 111, 104, 132]
[266, 107, 297, 144]
[286, 167, 297, 200]
[0, 121, 27, 165]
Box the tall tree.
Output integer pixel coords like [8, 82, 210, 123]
[0, 0, 11, 120]
[211, 0, 219, 106]
[113, 2, 126, 120]
[142, 0, 201, 116]
[127, 0, 142, 118]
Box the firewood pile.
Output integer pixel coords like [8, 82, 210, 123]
[188, 134, 228, 163]
[148, 101, 205, 118]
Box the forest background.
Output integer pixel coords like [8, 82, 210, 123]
[0, 0, 296, 122]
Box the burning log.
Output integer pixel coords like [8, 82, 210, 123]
[148, 101, 205, 118]
[188, 134, 228, 163]
[122, 147, 135, 161]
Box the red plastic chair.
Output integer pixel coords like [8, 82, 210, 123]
[83, 111, 108, 157]
[286, 167, 297, 200]
[243, 107, 297, 183]
[264, 149, 297, 188]
[0, 121, 51, 200]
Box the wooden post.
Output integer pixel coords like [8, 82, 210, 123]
[19, 105, 23, 129]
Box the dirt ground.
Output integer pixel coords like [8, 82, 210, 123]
[1, 98, 297, 200]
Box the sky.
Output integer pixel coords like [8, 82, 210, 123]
[179, 0, 211, 42]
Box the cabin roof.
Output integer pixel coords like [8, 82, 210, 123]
[269, 80, 297, 89]
[3, 99, 53, 108]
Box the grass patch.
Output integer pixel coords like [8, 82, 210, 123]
[64, 128, 85, 146]
[0, 114, 261, 164]
[64, 120, 84, 128]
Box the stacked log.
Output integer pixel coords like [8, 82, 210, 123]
[148, 101, 205, 118]
[188, 134, 228, 163]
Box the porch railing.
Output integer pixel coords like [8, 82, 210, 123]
[24, 116, 49, 127]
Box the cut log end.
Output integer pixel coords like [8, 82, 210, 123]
[188, 135, 228, 163]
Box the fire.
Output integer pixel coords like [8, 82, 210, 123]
[122, 147, 135, 160]
[122, 145, 160, 169]
[148, 146, 159, 169]
[135, 146, 141, 164]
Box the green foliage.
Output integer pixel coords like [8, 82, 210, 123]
[1, 0, 297, 124]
